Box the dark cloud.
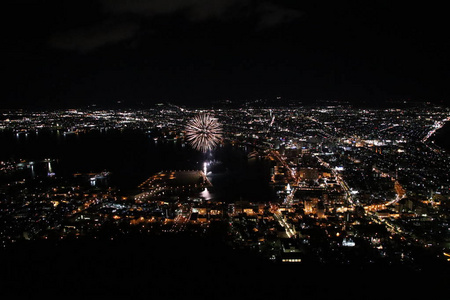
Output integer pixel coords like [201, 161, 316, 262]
[101, 0, 302, 24]
[49, 20, 140, 52]
[48, 1, 302, 52]
[100, 0, 240, 21]
[257, 3, 304, 29]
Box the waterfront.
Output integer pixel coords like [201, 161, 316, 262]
[0, 129, 274, 202]
[4, 0, 450, 296]
[0, 107, 449, 298]
[433, 120, 450, 152]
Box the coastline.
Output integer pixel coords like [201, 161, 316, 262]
[430, 119, 450, 152]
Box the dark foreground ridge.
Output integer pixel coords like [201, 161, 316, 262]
[1, 235, 448, 298]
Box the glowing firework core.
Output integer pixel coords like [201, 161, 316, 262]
[185, 113, 222, 152]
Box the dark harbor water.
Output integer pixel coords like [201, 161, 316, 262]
[0, 129, 275, 202]
[433, 122, 450, 153]
[433, 121, 450, 152]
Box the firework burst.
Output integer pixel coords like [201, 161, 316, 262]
[185, 113, 222, 152]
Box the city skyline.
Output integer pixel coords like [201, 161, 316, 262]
[2, 1, 450, 297]
[1, 104, 449, 296]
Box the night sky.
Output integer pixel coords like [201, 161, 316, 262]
[2, 1, 449, 108]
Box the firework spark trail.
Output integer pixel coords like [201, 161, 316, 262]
[185, 113, 222, 152]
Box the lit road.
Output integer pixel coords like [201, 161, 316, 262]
[170, 214, 190, 232]
[265, 150, 299, 237]
[268, 150, 296, 182]
[315, 153, 410, 237]
[366, 211, 404, 235]
[271, 204, 296, 238]
[371, 166, 406, 207]
[267, 150, 300, 206]
[314, 154, 354, 204]
[265, 148, 301, 236]
[385, 186, 406, 207]
[168, 205, 192, 233]
[422, 116, 450, 143]
[284, 186, 297, 205]
[314, 152, 426, 249]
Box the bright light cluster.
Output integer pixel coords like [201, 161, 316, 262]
[185, 113, 222, 152]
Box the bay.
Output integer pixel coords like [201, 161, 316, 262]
[0, 129, 275, 202]
[432, 121, 450, 152]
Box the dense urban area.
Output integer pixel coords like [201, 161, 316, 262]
[1, 102, 450, 274]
